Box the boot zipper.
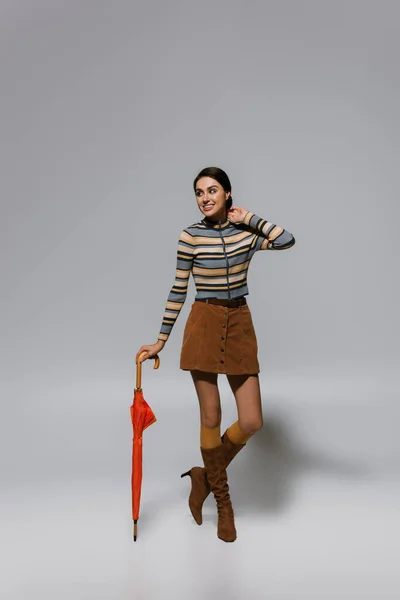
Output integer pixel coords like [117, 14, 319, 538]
[218, 221, 231, 300]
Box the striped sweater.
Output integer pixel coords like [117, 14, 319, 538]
[158, 211, 295, 342]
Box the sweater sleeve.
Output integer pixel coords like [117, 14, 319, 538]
[157, 229, 195, 343]
[242, 212, 296, 250]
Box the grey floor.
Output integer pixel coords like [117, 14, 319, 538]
[2, 371, 399, 599]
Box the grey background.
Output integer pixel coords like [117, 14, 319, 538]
[1, 1, 399, 599]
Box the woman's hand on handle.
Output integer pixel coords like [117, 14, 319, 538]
[136, 340, 165, 364]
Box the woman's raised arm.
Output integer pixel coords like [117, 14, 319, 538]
[242, 211, 295, 250]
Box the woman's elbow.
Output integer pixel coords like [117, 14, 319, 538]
[273, 231, 296, 250]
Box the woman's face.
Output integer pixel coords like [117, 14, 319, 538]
[195, 177, 230, 220]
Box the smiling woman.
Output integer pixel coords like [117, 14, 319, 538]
[194, 167, 233, 221]
[136, 165, 295, 543]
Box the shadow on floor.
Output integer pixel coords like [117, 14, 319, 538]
[198, 405, 373, 521]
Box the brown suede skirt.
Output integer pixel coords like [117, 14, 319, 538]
[179, 298, 260, 375]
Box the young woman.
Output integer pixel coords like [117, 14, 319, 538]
[136, 166, 295, 542]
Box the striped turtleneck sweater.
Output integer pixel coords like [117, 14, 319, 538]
[157, 211, 295, 343]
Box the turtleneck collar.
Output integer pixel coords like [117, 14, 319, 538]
[202, 216, 231, 229]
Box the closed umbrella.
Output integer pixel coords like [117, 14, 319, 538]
[131, 350, 159, 541]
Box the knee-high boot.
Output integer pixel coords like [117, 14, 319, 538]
[181, 431, 245, 526]
[200, 442, 237, 542]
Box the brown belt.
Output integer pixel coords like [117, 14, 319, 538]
[196, 297, 247, 307]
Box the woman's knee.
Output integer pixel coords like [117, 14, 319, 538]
[200, 412, 221, 429]
[239, 418, 263, 435]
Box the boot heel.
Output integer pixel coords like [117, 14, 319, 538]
[181, 470, 191, 478]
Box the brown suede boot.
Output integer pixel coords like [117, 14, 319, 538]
[181, 431, 245, 525]
[200, 442, 237, 542]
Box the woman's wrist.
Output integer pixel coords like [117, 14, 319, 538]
[243, 211, 253, 225]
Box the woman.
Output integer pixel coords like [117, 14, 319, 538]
[136, 166, 295, 543]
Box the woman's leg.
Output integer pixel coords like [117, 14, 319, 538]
[181, 370, 221, 526]
[184, 370, 236, 541]
[226, 374, 263, 443]
[190, 369, 221, 447]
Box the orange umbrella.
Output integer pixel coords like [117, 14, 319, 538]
[131, 350, 160, 541]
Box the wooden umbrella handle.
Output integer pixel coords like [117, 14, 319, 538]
[135, 350, 160, 389]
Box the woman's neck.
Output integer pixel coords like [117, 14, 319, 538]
[204, 209, 227, 223]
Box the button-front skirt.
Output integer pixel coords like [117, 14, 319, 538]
[179, 300, 260, 375]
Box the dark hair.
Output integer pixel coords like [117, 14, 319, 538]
[193, 166, 233, 210]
